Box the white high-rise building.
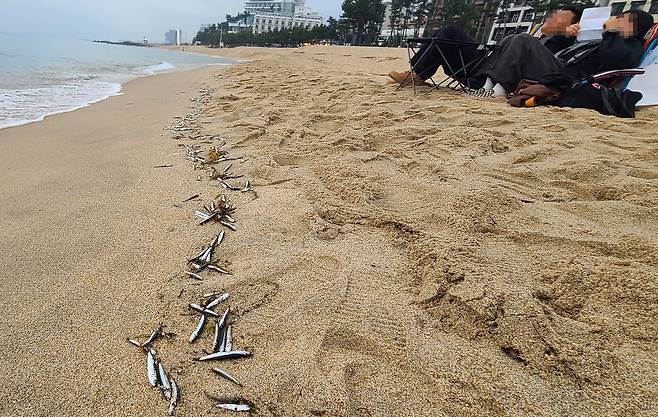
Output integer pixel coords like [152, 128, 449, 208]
[165, 29, 181, 45]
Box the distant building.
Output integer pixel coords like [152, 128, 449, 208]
[487, 2, 537, 43]
[486, 0, 658, 44]
[242, 0, 323, 34]
[165, 29, 182, 45]
[599, 0, 658, 22]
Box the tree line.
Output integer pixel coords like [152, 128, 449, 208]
[193, 0, 597, 48]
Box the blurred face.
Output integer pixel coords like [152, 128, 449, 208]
[604, 14, 635, 37]
[546, 9, 577, 27]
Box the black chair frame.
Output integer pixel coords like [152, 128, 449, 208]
[399, 37, 496, 95]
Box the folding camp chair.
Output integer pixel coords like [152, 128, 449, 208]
[399, 37, 496, 95]
[589, 23, 658, 89]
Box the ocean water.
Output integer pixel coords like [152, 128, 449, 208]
[0, 33, 232, 129]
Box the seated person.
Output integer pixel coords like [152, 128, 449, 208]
[388, 7, 583, 89]
[472, 10, 653, 95]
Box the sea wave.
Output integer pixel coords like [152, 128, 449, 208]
[0, 80, 122, 129]
[137, 61, 176, 75]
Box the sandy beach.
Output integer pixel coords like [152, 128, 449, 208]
[1, 45, 657, 417]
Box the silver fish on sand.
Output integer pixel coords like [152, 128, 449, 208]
[211, 368, 242, 387]
[212, 318, 223, 352]
[216, 404, 251, 412]
[223, 326, 232, 352]
[127, 338, 141, 348]
[158, 362, 171, 400]
[197, 350, 252, 362]
[147, 350, 158, 386]
[190, 303, 220, 317]
[185, 271, 203, 281]
[189, 314, 207, 343]
[143, 324, 164, 348]
[205, 292, 229, 310]
[168, 378, 179, 416]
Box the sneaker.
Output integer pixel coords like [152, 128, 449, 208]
[464, 87, 495, 98]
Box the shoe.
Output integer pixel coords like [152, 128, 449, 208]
[388, 70, 426, 87]
[464, 87, 495, 98]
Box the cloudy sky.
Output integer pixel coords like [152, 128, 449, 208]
[2, 0, 344, 43]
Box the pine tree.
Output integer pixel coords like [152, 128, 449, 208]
[341, 0, 387, 45]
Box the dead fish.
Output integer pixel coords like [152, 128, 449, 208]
[213, 231, 225, 247]
[154, 164, 173, 168]
[127, 338, 142, 348]
[219, 220, 236, 231]
[223, 164, 232, 173]
[207, 264, 230, 275]
[223, 214, 236, 223]
[216, 404, 251, 412]
[197, 350, 252, 361]
[205, 293, 229, 310]
[223, 326, 232, 352]
[168, 378, 179, 416]
[212, 318, 223, 352]
[185, 271, 204, 281]
[190, 303, 220, 317]
[195, 211, 211, 221]
[189, 313, 207, 343]
[211, 368, 242, 387]
[143, 324, 164, 348]
[241, 181, 251, 193]
[147, 350, 158, 386]
[158, 362, 172, 399]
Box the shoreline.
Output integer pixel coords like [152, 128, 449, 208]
[0, 62, 229, 131]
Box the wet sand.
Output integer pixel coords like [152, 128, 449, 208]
[1, 45, 657, 417]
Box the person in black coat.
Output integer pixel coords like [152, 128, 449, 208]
[470, 10, 654, 93]
[388, 7, 583, 88]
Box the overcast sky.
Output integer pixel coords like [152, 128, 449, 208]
[2, 0, 344, 43]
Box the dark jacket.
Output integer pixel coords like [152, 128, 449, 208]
[559, 32, 645, 80]
[539, 35, 576, 54]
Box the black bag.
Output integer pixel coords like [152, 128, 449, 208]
[556, 83, 643, 118]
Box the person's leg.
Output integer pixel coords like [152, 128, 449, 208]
[474, 34, 565, 92]
[409, 25, 480, 81]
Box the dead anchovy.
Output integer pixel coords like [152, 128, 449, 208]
[219, 180, 240, 191]
[143, 324, 164, 348]
[197, 350, 252, 362]
[223, 214, 236, 224]
[241, 181, 252, 193]
[185, 271, 204, 281]
[216, 404, 251, 412]
[205, 293, 229, 310]
[212, 318, 223, 352]
[158, 362, 172, 400]
[190, 303, 219, 317]
[219, 220, 236, 231]
[147, 350, 158, 386]
[207, 264, 231, 275]
[223, 326, 232, 352]
[189, 313, 207, 343]
[168, 378, 179, 416]
[223, 164, 232, 173]
[212, 308, 230, 352]
[127, 338, 142, 348]
[211, 368, 242, 387]
[154, 164, 173, 168]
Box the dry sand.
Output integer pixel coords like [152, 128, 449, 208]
[1, 45, 657, 417]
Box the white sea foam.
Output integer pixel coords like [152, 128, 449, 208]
[0, 81, 123, 129]
[137, 61, 176, 75]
